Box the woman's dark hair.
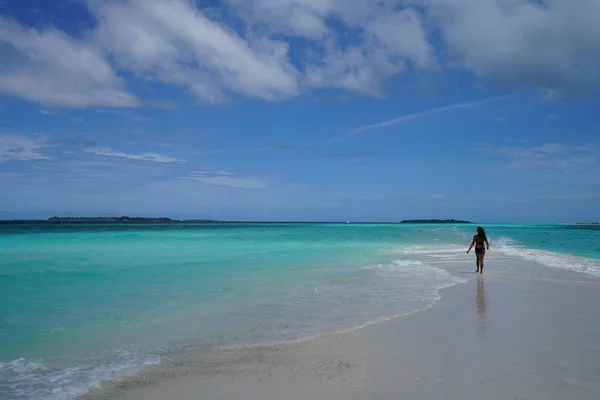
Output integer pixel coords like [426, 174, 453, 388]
[477, 226, 487, 240]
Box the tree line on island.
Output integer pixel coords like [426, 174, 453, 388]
[44, 217, 472, 224]
[47, 216, 218, 223]
[399, 219, 472, 224]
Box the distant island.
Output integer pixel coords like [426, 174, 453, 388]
[47, 216, 219, 223]
[0, 217, 475, 225]
[400, 219, 472, 224]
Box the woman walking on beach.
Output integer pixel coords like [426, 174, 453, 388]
[467, 226, 490, 273]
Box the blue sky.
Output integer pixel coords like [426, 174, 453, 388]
[1, 0, 599, 223]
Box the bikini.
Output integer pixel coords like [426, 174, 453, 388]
[475, 237, 486, 254]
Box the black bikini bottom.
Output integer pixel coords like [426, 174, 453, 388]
[475, 247, 485, 254]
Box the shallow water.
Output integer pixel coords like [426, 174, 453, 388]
[1, 223, 598, 399]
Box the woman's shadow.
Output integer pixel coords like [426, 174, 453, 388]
[476, 275, 488, 339]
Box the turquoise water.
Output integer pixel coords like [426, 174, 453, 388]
[1, 223, 599, 399]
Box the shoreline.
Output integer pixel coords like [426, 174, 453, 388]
[80, 256, 600, 400]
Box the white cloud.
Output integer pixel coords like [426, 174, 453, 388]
[231, 0, 435, 94]
[0, 1, 437, 105]
[185, 169, 268, 189]
[224, 0, 600, 96]
[84, 147, 182, 163]
[91, 0, 299, 103]
[225, 0, 333, 39]
[0, 135, 49, 162]
[2, 0, 600, 108]
[430, 194, 445, 200]
[0, 18, 138, 108]
[305, 40, 403, 95]
[423, 0, 600, 95]
[365, 8, 436, 70]
[40, 109, 62, 115]
[191, 169, 232, 176]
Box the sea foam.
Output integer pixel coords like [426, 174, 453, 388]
[494, 236, 600, 277]
[0, 351, 159, 400]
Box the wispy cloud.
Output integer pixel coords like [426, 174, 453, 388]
[190, 169, 231, 176]
[40, 109, 62, 115]
[430, 194, 445, 200]
[149, 101, 179, 110]
[331, 151, 377, 158]
[84, 147, 182, 163]
[93, 109, 150, 124]
[487, 143, 568, 162]
[341, 95, 511, 138]
[94, 109, 134, 116]
[194, 145, 299, 155]
[182, 169, 269, 190]
[196, 148, 274, 155]
[193, 176, 269, 190]
[0, 135, 49, 162]
[1, 158, 183, 193]
[483, 142, 600, 183]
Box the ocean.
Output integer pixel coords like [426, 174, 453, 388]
[1, 223, 599, 399]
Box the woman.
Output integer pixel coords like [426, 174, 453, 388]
[466, 226, 490, 273]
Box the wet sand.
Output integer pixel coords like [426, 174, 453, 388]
[81, 257, 600, 400]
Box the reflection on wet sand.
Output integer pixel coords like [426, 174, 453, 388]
[476, 275, 488, 339]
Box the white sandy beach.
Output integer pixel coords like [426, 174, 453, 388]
[81, 255, 600, 400]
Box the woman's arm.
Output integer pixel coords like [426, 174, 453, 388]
[485, 237, 490, 250]
[466, 237, 475, 253]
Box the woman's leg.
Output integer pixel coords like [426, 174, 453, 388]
[475, 253, 480, 272]
[479, 253, 485, 273]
